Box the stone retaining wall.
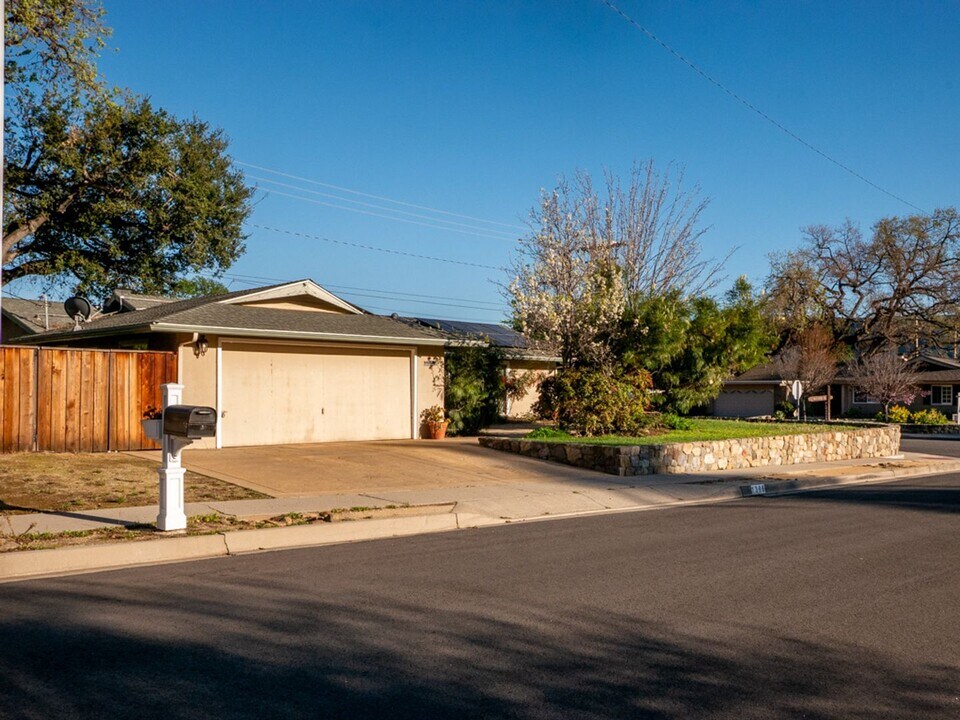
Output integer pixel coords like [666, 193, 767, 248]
[478, 424, 901, 476]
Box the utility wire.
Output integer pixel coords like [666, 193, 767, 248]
[238, 160, 528, 231]
[248, 223, 504, 271]
[219, 274, 505, 322]
[222, 271, 506, 308]
[259, 187, 518, 241]
[599, 0, 925, 213]
[221, 273, 505, 312]
[248, 173, 518, 239]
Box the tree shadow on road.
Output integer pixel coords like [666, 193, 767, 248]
[0, 568, 957, 719]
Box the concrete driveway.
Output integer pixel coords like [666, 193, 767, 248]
[146, 437, 610, 497]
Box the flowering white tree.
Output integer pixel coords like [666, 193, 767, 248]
[509, 164, 723, 370]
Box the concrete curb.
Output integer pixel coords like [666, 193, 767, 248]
[3, 458, 959, 583]
[0, 534, 227, 582]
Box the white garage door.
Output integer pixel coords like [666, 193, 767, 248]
[714, 390, 774, 418]
[221, 342, 413, 447]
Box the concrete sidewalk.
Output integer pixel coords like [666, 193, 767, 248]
[5, 451, 959, 537]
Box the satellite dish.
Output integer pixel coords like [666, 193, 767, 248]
[64, 296, 93, 327]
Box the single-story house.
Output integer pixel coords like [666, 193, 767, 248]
[16, 280, 447, 448]
[716, 353, 960, 419]
[405, 317, 559, 419]
[835, 354, 960, 419]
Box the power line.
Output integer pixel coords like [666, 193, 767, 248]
[223, 271, 506, 309]
[248, 174, 519, 240]
[259, 187, 518, 241]
[599, 0, 925, 213]
[247, 223, 504, 270]
[220, 274, 506, 322]
[237, 160, 528, 231]
[222, 274, 505, 312]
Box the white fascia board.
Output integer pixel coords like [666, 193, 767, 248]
[150, 323, 447, 347]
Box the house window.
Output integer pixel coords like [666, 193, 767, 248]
[931, 385, 954, 406]
[852, 389, 877, 404]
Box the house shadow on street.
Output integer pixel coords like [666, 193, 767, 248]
[1, 563, 958, 719]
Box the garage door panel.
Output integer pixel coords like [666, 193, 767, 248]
[714, 390, 774, 418]
[222, 343, 412, 447]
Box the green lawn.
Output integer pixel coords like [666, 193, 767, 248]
[526, 419, 857, 446]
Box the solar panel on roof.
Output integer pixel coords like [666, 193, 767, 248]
[414, 317, 529, 348]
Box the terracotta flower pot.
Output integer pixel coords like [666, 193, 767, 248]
[424, 420, 449, 439]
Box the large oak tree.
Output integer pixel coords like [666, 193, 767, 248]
[766, 209, 960, 354]
[4, 0, 251, 301]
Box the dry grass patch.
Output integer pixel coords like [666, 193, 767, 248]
[2, 504, 454, 552]
[0, 452, 269, 515]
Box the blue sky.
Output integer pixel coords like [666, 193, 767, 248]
[86, 0, 959, 322]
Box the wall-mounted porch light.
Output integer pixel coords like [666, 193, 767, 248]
[194, 334, 209, 358]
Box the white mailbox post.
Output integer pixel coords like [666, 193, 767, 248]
[157, 382, 188, 531]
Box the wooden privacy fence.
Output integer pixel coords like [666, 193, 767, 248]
[0, 346, 177, 453]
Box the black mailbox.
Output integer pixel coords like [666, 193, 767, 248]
[163, 405, 217, 439]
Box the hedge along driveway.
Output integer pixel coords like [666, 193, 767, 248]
[480, 422, 901, 477]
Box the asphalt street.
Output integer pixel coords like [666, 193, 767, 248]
[2, 466, 959, 718]
[902, 435, 960, 457]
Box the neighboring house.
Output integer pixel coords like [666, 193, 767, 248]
[17, 280, 446, 448]
[1, 288, 174, 343]
[1, 297, 74, 341]
[835, 354, 960, 419]
[712, 363, 793, 418]
[406, 317, 559, 419]
[716, 353, 960, 419]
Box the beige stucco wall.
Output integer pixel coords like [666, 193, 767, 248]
[417, 349, 445, 437]
[234, 298, 349, 313]
[505, 360, 555, 419]
[177, 333, 220, 449]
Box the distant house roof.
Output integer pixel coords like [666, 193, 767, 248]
[19, 280, 446, 347]
[728, 353, 960, 387]
[2, 297, 74, 334]
[725, 361, 787, 384]
[103, 288, 176, 313]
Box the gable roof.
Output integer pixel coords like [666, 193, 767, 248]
[222, 279, 363, 314]
[20, 280, 445, 347]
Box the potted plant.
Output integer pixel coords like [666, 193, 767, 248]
[420, 405, 450, 440]
[141, 407, 163, 441]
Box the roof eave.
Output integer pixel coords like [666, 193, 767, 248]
[17, 324, 154, 345]
[150, 323, 447, 347]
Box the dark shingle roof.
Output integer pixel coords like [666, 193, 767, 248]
[727, 362, 786, 383]
[23, 281, 444, 345]
[2, 298, 74, 333]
